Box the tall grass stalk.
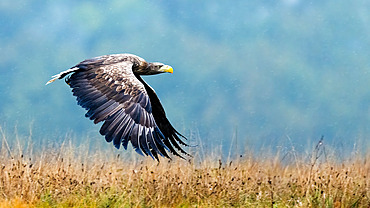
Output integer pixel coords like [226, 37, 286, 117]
[0, 129, 369, 207]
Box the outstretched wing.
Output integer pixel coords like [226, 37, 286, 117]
[63, 56, 181, 160]
[136, 75, 190, 158]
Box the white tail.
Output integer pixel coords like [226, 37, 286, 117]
[45, 67, 79, 85]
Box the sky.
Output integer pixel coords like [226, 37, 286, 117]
[1, 0, 369, 157]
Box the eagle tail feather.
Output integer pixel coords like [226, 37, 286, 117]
[45, 67, 80, 85]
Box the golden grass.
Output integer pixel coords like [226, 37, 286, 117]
[0, 132, 369, 207]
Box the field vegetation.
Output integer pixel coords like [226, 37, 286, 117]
[0, 129, 369, 207]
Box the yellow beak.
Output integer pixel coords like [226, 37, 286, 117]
[159, 65, 173, 74]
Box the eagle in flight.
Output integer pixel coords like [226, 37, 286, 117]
[46, 54, 188, 160]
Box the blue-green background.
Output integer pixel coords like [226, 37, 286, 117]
[1, 1, 369, 155]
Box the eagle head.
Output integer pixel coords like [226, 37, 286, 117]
[133, 60, 173, 75]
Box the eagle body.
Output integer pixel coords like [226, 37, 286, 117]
[47, 54, 188, 160]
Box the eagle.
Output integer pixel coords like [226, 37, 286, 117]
[46, 53, 188, 160]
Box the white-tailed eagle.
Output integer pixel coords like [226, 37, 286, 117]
[46, 54, 188, 160]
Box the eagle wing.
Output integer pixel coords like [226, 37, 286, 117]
[65, 56, 176, 160]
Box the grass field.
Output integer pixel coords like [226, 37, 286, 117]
[0, 129, 369, 207]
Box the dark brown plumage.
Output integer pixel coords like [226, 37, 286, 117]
[46, 54, 188, 160]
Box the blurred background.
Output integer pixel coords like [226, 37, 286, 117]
[1, 0, 369, 157]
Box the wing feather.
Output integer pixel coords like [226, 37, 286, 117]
[49, 54, 188, 160]
[135, 75, 190, 158]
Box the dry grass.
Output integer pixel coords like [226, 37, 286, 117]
[0, 129, 369, 207]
